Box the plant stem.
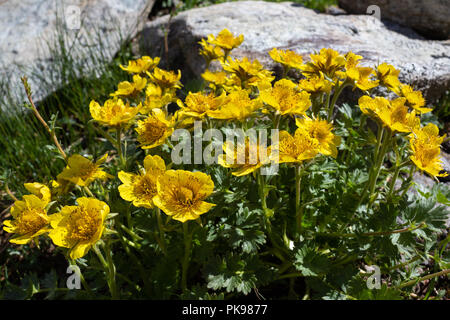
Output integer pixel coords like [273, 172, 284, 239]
[92, 124, 117, 146]
[156, 208, 167, 254]
[386, 255, 422, 272]
[328, 82, 350, 121]
[277, 272, 303, 280]
[119, 223, 143, 241]
[400, 165, 416, 198]
[325, 90, 332, 117]
[257, 169, 269, 215]
[4, 183, 18, 202]
[181, 222, 192, 293]
[387, 136, 403, 199]
[273, 114, 281, 130]
[83, 186, 94, 197]
[116, 126, 126, 169]
[374, 123, 383, 160]
[295, 164, 303, 234]
[104, 240, 119, 299]
[21, 76, 67, 161]
[316, 222, 426, 238]
[397, 269, 450, 289]
[368, 128, 391, 204]
[93, 244, 118, 299]
[388, 160, 401, 199]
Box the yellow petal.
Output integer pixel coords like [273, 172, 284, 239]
[70, 242, 92, 260]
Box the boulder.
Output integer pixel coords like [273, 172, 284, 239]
[0, 0, 155, 110]
[139, 1, 450, 103]
[338, 0, 450, 40]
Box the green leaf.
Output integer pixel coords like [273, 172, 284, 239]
[436, 190, 450, 206]
[294, 245, 332, 277]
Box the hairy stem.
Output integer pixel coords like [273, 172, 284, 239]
[316, 222, 426, 239]
[156, 208, 167, 255]
[181, 222, 192, 293]
[397, 269, 450, 289]
[21, 76, 67, 161]
[116, 126, 126, 169]
[295, 164, 303, 234]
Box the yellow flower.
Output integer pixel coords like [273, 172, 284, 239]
[298, 72, 332, 94]
[221, 57, 275, 89]
[49, 178, 72, 196]
[383, 98, 420, 133]
[359, 95, 388, 118]
[273, 129, 319, 164]
[3, 195, 51, 244]
[147, 67, 182, 91]
[411, 123, 444, 147]
[346, 67, 379, 91]
[409, 124, 448, 178]
[135, 108, 174, 149]
[141, 83, 177, 114]
[120, 56, 160, 74]
[218, 137, 271, 176]
[110, 75, 147, 97]
[153, 170, 215, 223]
[300, 48, 346, 79]
[337, 52, 379, 91]
[177, 91, 226, 119]
[207, 28, 244, 52]
[269, 48, 303, 70]
[118, 155, 166, 208]
[90, 98, 141, 128]
[376, 63, 402, 94]
[358, 96, 419, 133]
[399, 84, 431, 114]
[57, 154, 112, 187]
[295, 117, 341, 158]
[23, 182, 51, 204]
[207, 89, 262, 120]
[344, 51, 363, 70]
[48, 197, 110, 259]
[260, 79, 311, 116]
[199, 39, 224, 63]
[202, 70, 228, 91]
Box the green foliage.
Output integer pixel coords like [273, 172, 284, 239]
[1, 2, 449, 301]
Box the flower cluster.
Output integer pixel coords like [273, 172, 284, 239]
[4, 28, 448, 299]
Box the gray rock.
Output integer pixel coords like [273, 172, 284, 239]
[0, 0, 155, 111]
[439, 150, 450, 183]
[338, 0, 450, 40]
[139, 1, 450, 103]
[325, 5, 347, 16]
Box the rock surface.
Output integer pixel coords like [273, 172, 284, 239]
[139, 1, 450, 103]
[338, 0, 450, 40]
[0, 0, 155, 110]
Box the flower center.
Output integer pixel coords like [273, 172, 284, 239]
[16, 209, 48, 235]
[68, 207, 101, 242]
[78, 163, 97, 180]
[142, 120, 166, 144]
[134, 175, 157, 200]
[391, 106, 407, 124]
[310, 125, 329, 143]
[175, 187, 195, 207]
